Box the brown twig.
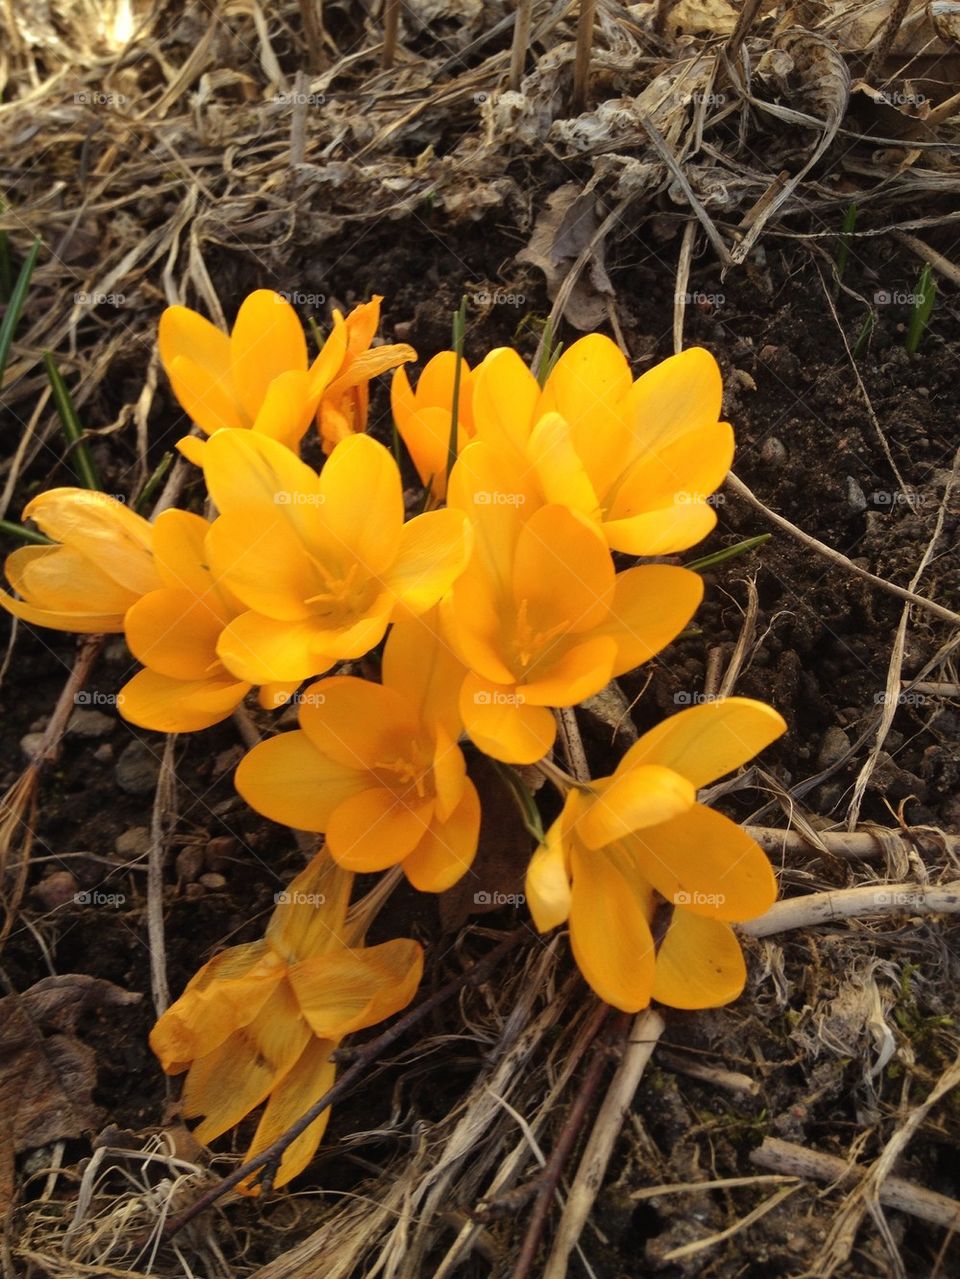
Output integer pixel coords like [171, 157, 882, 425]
[382, 0, 400, 70]
[572, 0, 596, 114]
[298, 0, 325, 72]
[161, 928, 527, 1239]
[509, 0, 533, 92]
[864, 0, 911, 87]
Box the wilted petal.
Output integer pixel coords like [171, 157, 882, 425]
[290, 938, 423, 1039]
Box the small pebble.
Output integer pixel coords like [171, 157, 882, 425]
[93, 743, 114, 763]
[846, 476, 867, 513]
[175, 846, 205, 883]
[115, 740, 161, 795]
[205, 834, 238, 872]
[20, 732, 45, 761]
[67, 709, 115, 739]
[816, 726, 850, 770]
[198, 872, 227, 891]
[30, 870, 80, 911]
[184, 882, 206, 900]
[760, 437, 787, 467]
[115, 826, 151, 857]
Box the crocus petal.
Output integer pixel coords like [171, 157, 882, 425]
[447, 440, 534, 592]
[257, 680, 303, 710]
[125, 588, 225, 679]
[307, 314, 349, 397]
[526, 411, 600, 519]
[230, 290, 307, 423]
[234, 730, 368, 831]
[603, 503, 717, 557]
[619, 697, 787, 789]
[23, 488, 158, 596]
[159, 307, 246, 433]
[415, 350, 474, 427]
[386, 508, 472, 616]
[318, 434, 403, 575]
[382, 609, 466, 741]
[206, 510, 313, 621]
[326, 788, 433, 872]
[186, 979, 311, 1144]
[569, 843, 657, 1012]
[626, 346, 723, 455]
[607, 421, 734, 522]
[118, 669, 249, 732]
[3, 544, 137, 630]
[518, 635, 617, 708]
[526, 807, 573, 932]
[175, 435, 207, 466]
[624, 804, 777, 921]
[202, 427, 321, 524]
[289, 938, 424, 1039]
[297, 675, 419, 769]
[394, 402, 454, 497]
[575, 765, 696, 850]
[252, 369, 319, 451]
[652, 911, 746, 1009]
[326, 342, 416, 394]
[512, 505, 613, 639]
[266, 850, 354, 961]
[459, 673, 556, 764]
[443, 575, 516, 685]
[215, 612, 335, 684]
[601, 565, 703, 677]
[402, 779, 481, 892]
[152, 509, 212, 596]
[470, 346, 539, 457]
[239, 1037, 337, 1193]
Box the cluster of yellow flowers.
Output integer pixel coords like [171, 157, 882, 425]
[1, 290, 785, 1188]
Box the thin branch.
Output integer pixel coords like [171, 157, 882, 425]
[741, 880, 960, 939]
[572, 0, 596, 114]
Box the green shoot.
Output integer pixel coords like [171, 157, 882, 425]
[834, 202, 857, 285]
[307, 315, 325, 352]
[686, 533, 771, 572]
[43, 352, 102, 491]
[852, 310, 874, 358]
[0, 236, 40, 389]
[489, 759, 544, 843]
[446, 295, 467, 488]
[0, 519, 53, 545]
[905, 263, 936, 355]
[536, 315, 564, 387]
[135, 451, 174, 512]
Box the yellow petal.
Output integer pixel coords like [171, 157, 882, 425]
[216, 612, 334, 684]
[230, 290, 307, 423]
[620, 697, 787, 788]
[459, 672, 556, 764]
[165, 353, 247, 435]
[239, 1037, 337, 1193]
[526, 802, 574, 932]
[23, 488, 158, 595]
[431, 722, 467, 823]
[326, 787, 433, 872]
[2, 544, 136, 631]
[519, 635, 617, 708]
[386, 508, 472, 615]
[118, 669, 249, 732]
[319, 434, 403, 575]
[402, 780, 480, 892]
[393, 402, 454, 497]
[267, 849, 354, 960]
[603, 503, 717, 557]
[252, 369, 319, 450]
[607, 421, 734, 520]
[186, 979, 311, 1144]
[206, 510, 313, 620]
[125, 588, 225, 679]
[307, 313, 349, 397]
[326, 342, 416, 394]
[159, 307, 246, 433]
[626, 346, 723, 454]
[576, 765, 695, 849]
[512, 504, 613, 637]
[602, 565, 703, 677]
[235, 730, 367, 831]
[624, 804, 777, 921]
[535, 334, 632, 463]
[175, 434, 207, 466]
[151, 510, 211, 595]
[652, 911, 746, 1009]
[202, 427, 322, 529]
[258, 680, 303, 710]
[446, 440, 534, 592]
[382, 608, 466, 741]
[289, 938, 423, 1039]
[526, 411, 600, 519]
[471, 346, 541, 456]
[569, 843, 656, 1012]
[444, 574, 516, 685]
[297, 675, 419, 768]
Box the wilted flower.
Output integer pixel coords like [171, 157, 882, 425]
[391, 351, 475, 500]
[0, 488, 159, 632]
[201, 429, 471, 686]
[150, 851, 423, 1191]
[525, 698, 786, 1011]
[236, 610, 479, 891]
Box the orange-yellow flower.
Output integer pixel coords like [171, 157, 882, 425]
[468, 337, 733, 555]
[443, 447, 702, 764]
[390, 352, 475, 500]
[236, 611, 479, 892]
[159, 291, 413, 463]
[201, 429, 472, 686]
[525, 698, 787, 1012]
[118, 509, 299, 732]
[0, 488, 159, 632]
[150, 851, 423, 1191]
[318, 296, 416, 453]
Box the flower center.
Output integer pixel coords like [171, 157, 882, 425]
[513, 597, 568, 671]
[372, 739, 434, 804]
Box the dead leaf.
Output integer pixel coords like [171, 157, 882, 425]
[439, 754, 534, 932]
[0, 975, 141, 1206]
[516, 183, 615, 331]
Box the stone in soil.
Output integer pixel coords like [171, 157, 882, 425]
[114, 740, 161, 795]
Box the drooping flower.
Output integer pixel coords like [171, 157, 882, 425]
[468, 337, 733, 555]
[201, 429, 472, 687]
[443, 446, 702, 764]
[118, 509, 299, 732]
[159, 291, 413, 463]
[525, 698, 787, 1012]
[0, 488, 159, 632]
[236, 610, 479, 891]
[390, 351, 475, 500]
[150, 851, 423, 1191]
[318, 296, 417, 453]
